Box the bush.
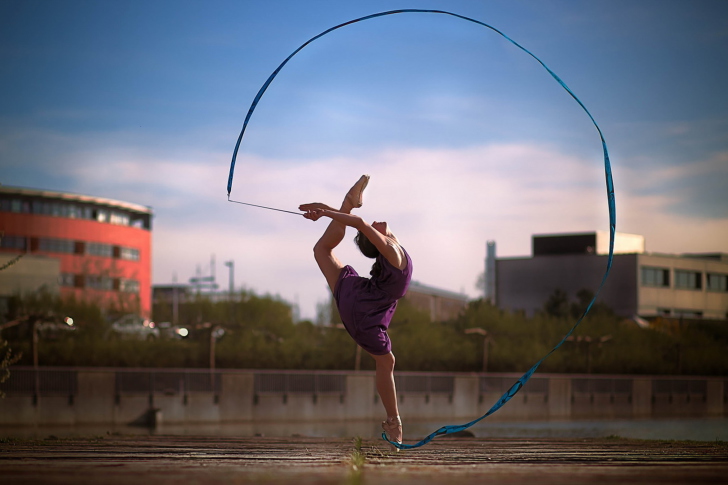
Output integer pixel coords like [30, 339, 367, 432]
[2, 290, 727, 375]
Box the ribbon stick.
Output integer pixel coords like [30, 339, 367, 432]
[228, 10, 616, 449]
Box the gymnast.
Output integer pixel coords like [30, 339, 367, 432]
[300, 175, 412, 446]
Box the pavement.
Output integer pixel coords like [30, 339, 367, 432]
[1, 434, 727, 484]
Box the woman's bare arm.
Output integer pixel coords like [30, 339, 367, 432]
[302, 208, 405, 270]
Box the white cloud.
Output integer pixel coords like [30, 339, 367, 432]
[4, 128, 726, 320]
[147, 142, 614, 319]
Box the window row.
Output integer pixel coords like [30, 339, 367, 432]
[0, 236, 140, 261]
[0, 197, 150, 229]
[641, 266, 728, 292]
[60, 274, 139, 293]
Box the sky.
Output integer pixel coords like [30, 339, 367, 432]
[1, 0, 727, 320]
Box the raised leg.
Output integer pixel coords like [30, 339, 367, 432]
[310, 175, 370, 292]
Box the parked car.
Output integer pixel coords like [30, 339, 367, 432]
[36, 316, 76, 340]
[109, 314, 159, 340]
[156, 321, 189, 339]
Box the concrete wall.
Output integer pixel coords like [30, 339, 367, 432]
[0, 368, 724, 427]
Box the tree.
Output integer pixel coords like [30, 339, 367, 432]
[0, 335, 21, 398]
[543, 288, 570, 318]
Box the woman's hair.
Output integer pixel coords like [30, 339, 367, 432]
[354, 231, 382, 278]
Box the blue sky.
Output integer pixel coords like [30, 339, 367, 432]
[1, 0, 727, 320]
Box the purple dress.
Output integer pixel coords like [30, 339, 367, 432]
[334, 248, 412, 355]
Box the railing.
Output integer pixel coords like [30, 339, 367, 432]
[0, 368, 77, 398]
[652, 378, 708, 404]
[254, 372, 346, 394]
[480, 376, 549, 394]
[573, 377, 633, 395]
[115, 370, 222, 395]
[395, 374, 454, 394]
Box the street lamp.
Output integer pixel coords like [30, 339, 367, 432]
[465, 327, 491, 373]
[209, 326, 226, 371]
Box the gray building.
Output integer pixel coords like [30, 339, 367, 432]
[492, 232, 728, 321]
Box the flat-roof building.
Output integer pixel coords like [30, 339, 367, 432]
[0, 186, 153, 316]
[491, 232, 728, 321]
[405, 281, 469, 322]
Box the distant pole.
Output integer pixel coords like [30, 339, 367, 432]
[224, 260, 234, 299]
[32, 319, 39, 405]
[485, 241, 496, 303]
[482, 334, 490, 374]
[465, 327, 489, 373]
[210, 331, 216, 371]
[210, 326, 225, 371]
[172, 286, 179, 326]
[355, 345, 362, 371]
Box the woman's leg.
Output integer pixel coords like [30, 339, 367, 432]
[372, 352, 402, 442]
[310, 175, 369, 292]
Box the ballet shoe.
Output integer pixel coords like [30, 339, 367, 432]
[345, 175, 370, 209]
[382, 415, 402, 450]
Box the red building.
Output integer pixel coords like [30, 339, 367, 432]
[0, 186, 152, 316]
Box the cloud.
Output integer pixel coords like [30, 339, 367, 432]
[616, 150, 728, 219]
[2, 127, 726, 319]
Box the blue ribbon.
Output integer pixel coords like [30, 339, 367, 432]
[227, 9, 616, 450]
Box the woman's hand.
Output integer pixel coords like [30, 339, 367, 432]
[303, 209, 325, 221]
[299, 202, 335, 212]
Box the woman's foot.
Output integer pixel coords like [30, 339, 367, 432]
[345, 175, 370, 209]
[382, 415, 402, 446]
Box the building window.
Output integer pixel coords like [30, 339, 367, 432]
[0, 235, 26, 251]
[674, 309, 703, 319]
[119, 279, 140, 293]
[641, 267, 670, 287]
[120, 247, 140, 261]
[94, 209, 109, 223]
[675, 270, 702, 290]
[38, 238, 75, 254]
[87, 275, 114, 290]
[32, 200, 50, 215]
[87, 242, 113, 258]
[110, 211, 130, 226]
[59, 273, 75, 287]
[707, 273, 728, 292]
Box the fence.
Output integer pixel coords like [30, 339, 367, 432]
[0, 367, 725, 426]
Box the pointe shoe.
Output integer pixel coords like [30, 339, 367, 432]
[345, 175, 370, 209]
[382, 415, 402, 448]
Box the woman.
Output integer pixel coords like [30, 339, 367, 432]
[300, 175, 411, 445]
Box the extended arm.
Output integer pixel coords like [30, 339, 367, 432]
[303, 208, 405, 270]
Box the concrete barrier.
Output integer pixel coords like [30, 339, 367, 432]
[0, 367, 724, 427]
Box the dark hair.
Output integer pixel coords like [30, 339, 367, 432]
[354, 231, 382, 278]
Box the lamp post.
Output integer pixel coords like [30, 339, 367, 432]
[465, 327, 490, 373]
[209, 326, 225, 371]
